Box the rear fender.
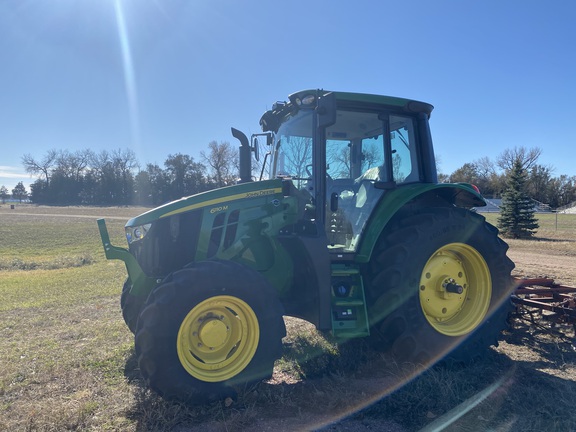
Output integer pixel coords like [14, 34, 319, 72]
[355, 183, 485, 263]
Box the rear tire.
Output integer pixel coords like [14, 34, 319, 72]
[367, 207, 514, 366]
[135, 260, 286, 403]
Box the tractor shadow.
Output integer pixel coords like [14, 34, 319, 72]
[530, 236, 576, 243]
[120, 339, 405, 431]
[504, 309, 576, 367]
[121, 320, 576, 432]
[123, 348, 142, 384]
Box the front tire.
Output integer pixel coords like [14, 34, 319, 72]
[135, 260, 286, 403]
[120, 278, 147, 334]
[367, 207, 514, 365]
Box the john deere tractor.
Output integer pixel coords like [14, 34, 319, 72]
[97, 90, 514, 402]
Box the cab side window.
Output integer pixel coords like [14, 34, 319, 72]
[390, 115, 419, 183]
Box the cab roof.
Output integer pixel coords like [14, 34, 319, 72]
[260, 89, 434, 132]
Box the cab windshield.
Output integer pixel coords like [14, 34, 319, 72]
[272, 109, 314, 190]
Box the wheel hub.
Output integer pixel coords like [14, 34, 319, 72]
[444, 279, 464, 294]
[420, 251, 468, 321]
[419, 243, 492, 336]
[198, 317, 229, 349]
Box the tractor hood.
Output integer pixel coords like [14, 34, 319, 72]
[125, 179, 284, 227]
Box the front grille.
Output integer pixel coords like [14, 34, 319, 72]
[130, 209, 202, 278]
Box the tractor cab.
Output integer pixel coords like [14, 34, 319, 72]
[256, 90, 437, 256]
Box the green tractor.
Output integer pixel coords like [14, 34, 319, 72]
[97, 90, 514, 402]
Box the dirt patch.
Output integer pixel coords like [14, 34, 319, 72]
[509, 249, 576, 286]
[0, 204, 151, 220]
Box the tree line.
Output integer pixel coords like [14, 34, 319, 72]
[15, 141, 238, 206]
[3, 143, 575, 210]
[441, 147, 576, 209]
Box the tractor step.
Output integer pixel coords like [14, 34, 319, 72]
[330, 265, 370, 339]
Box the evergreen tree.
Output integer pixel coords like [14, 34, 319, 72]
[498, 159, 539, 238]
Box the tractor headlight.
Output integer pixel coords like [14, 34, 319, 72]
[126, 223, 151, 244]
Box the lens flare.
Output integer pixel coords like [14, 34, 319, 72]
[113, 0, 140, 149]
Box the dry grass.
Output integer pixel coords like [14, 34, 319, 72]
[1, 205, 576, 431]
[484, 212, 576, 255]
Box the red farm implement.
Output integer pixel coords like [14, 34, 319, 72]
[512, 278, 576, 324]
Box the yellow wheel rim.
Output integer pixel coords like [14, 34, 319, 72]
[177, 295, 260, 382]
[419, 243, 492, 336]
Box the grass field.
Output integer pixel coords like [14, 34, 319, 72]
[1, 205, 576, 431]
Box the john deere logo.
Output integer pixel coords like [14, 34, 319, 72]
[245, 189, 276, 198]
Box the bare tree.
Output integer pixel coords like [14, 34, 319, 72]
[111, 148, 139, 177]
[201, 141, 239, 187]
[89, 150, 111, 177]
[326, 142, 350, 178]
[362, 142, 380, 172]
[88, 149, 137, 180]
[112, 148, 139, 203]
[475, 156, 498, 179]
[278, 136, 312, 189]
[497, 146, 542, 172]
[55, 149, 93, 180]
[21, 149, 58, 186]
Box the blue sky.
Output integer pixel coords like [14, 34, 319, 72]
[1, 0, 575, 193]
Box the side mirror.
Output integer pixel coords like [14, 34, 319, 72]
[251, 133, 273, 163]
[252, 137, 260, 162]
